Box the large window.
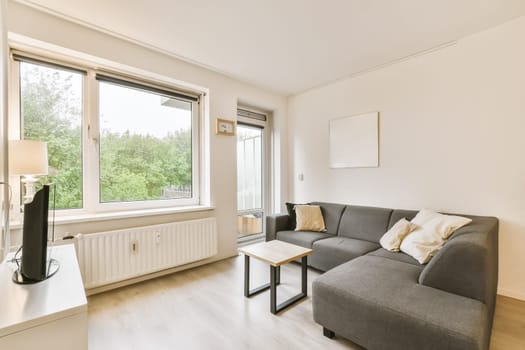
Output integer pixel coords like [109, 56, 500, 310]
[11, 52, 201, 215]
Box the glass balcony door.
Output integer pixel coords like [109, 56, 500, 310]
[237, 123, 264, 238]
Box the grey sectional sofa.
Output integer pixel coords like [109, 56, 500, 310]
[266, 202, 498, 350]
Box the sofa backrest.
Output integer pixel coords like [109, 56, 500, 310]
[419, 215, 499, 323]
[388, 209, 418, 229]
[310, 202, 347, 234]
[337, 205, 393, 242]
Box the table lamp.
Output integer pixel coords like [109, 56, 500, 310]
[8, 140, 48, 204]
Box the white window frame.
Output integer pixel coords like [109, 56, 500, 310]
[8, 48, 206, 219]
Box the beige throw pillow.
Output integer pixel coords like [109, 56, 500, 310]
[379, 218, 417, 252]
[294, 205, 326, 232]
[400, 209, 472, 264]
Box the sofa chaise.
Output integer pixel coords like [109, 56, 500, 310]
[266, 202, 498, 350]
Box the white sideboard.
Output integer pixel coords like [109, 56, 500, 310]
[0, 244, 88, 350]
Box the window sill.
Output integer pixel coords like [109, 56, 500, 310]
[9, 205, 215, 229]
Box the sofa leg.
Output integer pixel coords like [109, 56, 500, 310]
[323, 327, 335, 339]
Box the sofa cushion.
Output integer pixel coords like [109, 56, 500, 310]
[337, 205, 393, 242]
[379, 218, 417, 252]
[285, 202, 308, 230]
[400, 210, 473, 264]
[309, 237, 379, 271]
[285, 202, 298, 229]
[366, 247, 420, 266]
[313, 255, 488, 350]
[310, 202, 346, 234]
[294, 205, 326, 232]
[388, 209, 418, 230]
[276, 230, 333, 249]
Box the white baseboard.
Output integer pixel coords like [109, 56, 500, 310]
[497, 288, 525, 301]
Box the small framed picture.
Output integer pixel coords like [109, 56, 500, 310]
[216, 118, 236, 136]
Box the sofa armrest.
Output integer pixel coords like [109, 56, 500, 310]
[266, 214, 290, 241]
[419, 219, 498, 306]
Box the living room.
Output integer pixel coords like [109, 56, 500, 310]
[0, 1, 524, 349]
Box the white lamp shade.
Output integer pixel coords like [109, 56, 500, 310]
[8, 140, 49, 176]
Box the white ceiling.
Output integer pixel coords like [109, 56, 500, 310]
[16, 0, 525, 95]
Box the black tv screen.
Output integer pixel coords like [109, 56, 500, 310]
[20, 185, 49, 281]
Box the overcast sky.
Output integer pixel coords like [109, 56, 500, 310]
[22, 62, 192, 139]
[99, 82, 191, 138]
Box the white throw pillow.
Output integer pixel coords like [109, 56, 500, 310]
[294, 205, 326, 232]
[400, 209, 472, 264]
[410, 209, 473, 239]
[379, 218, 417, 252]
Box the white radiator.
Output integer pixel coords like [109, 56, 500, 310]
[75, 218, 218, 289]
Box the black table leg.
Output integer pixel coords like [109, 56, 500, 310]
[301, 256, 307, 294]
[244, 255, 250, 297]
[270, 256, 309, 314]
[244, 255, 276, 297]
[270, 266, 277, 314]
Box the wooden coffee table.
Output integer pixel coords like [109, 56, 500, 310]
[238, 240, 313, 314]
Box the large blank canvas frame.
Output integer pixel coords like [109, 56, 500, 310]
[329, 112, 379, 168]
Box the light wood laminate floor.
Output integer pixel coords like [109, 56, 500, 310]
[88, 255, 525, 350]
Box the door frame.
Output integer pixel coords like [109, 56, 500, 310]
[237, 107, 270, 242]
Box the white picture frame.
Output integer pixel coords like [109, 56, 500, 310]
[215, 118, 236, 136]
[329, 112, 379, 168]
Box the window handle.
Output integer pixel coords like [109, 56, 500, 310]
[88, 124, 98, 144]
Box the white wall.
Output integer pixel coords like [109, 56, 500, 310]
[6, 2, 288, 267]
[288, 17, 525, 300]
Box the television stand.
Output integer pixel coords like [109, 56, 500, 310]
[12, 258, 60, 284]
[0, 244, 87, 350]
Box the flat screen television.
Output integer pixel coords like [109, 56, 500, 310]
[13, 185, 58, 284]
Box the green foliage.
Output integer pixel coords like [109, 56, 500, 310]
[21, 63, 192, 209]
[99, 129, 192, 202]
[21, 64, 83, 209]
